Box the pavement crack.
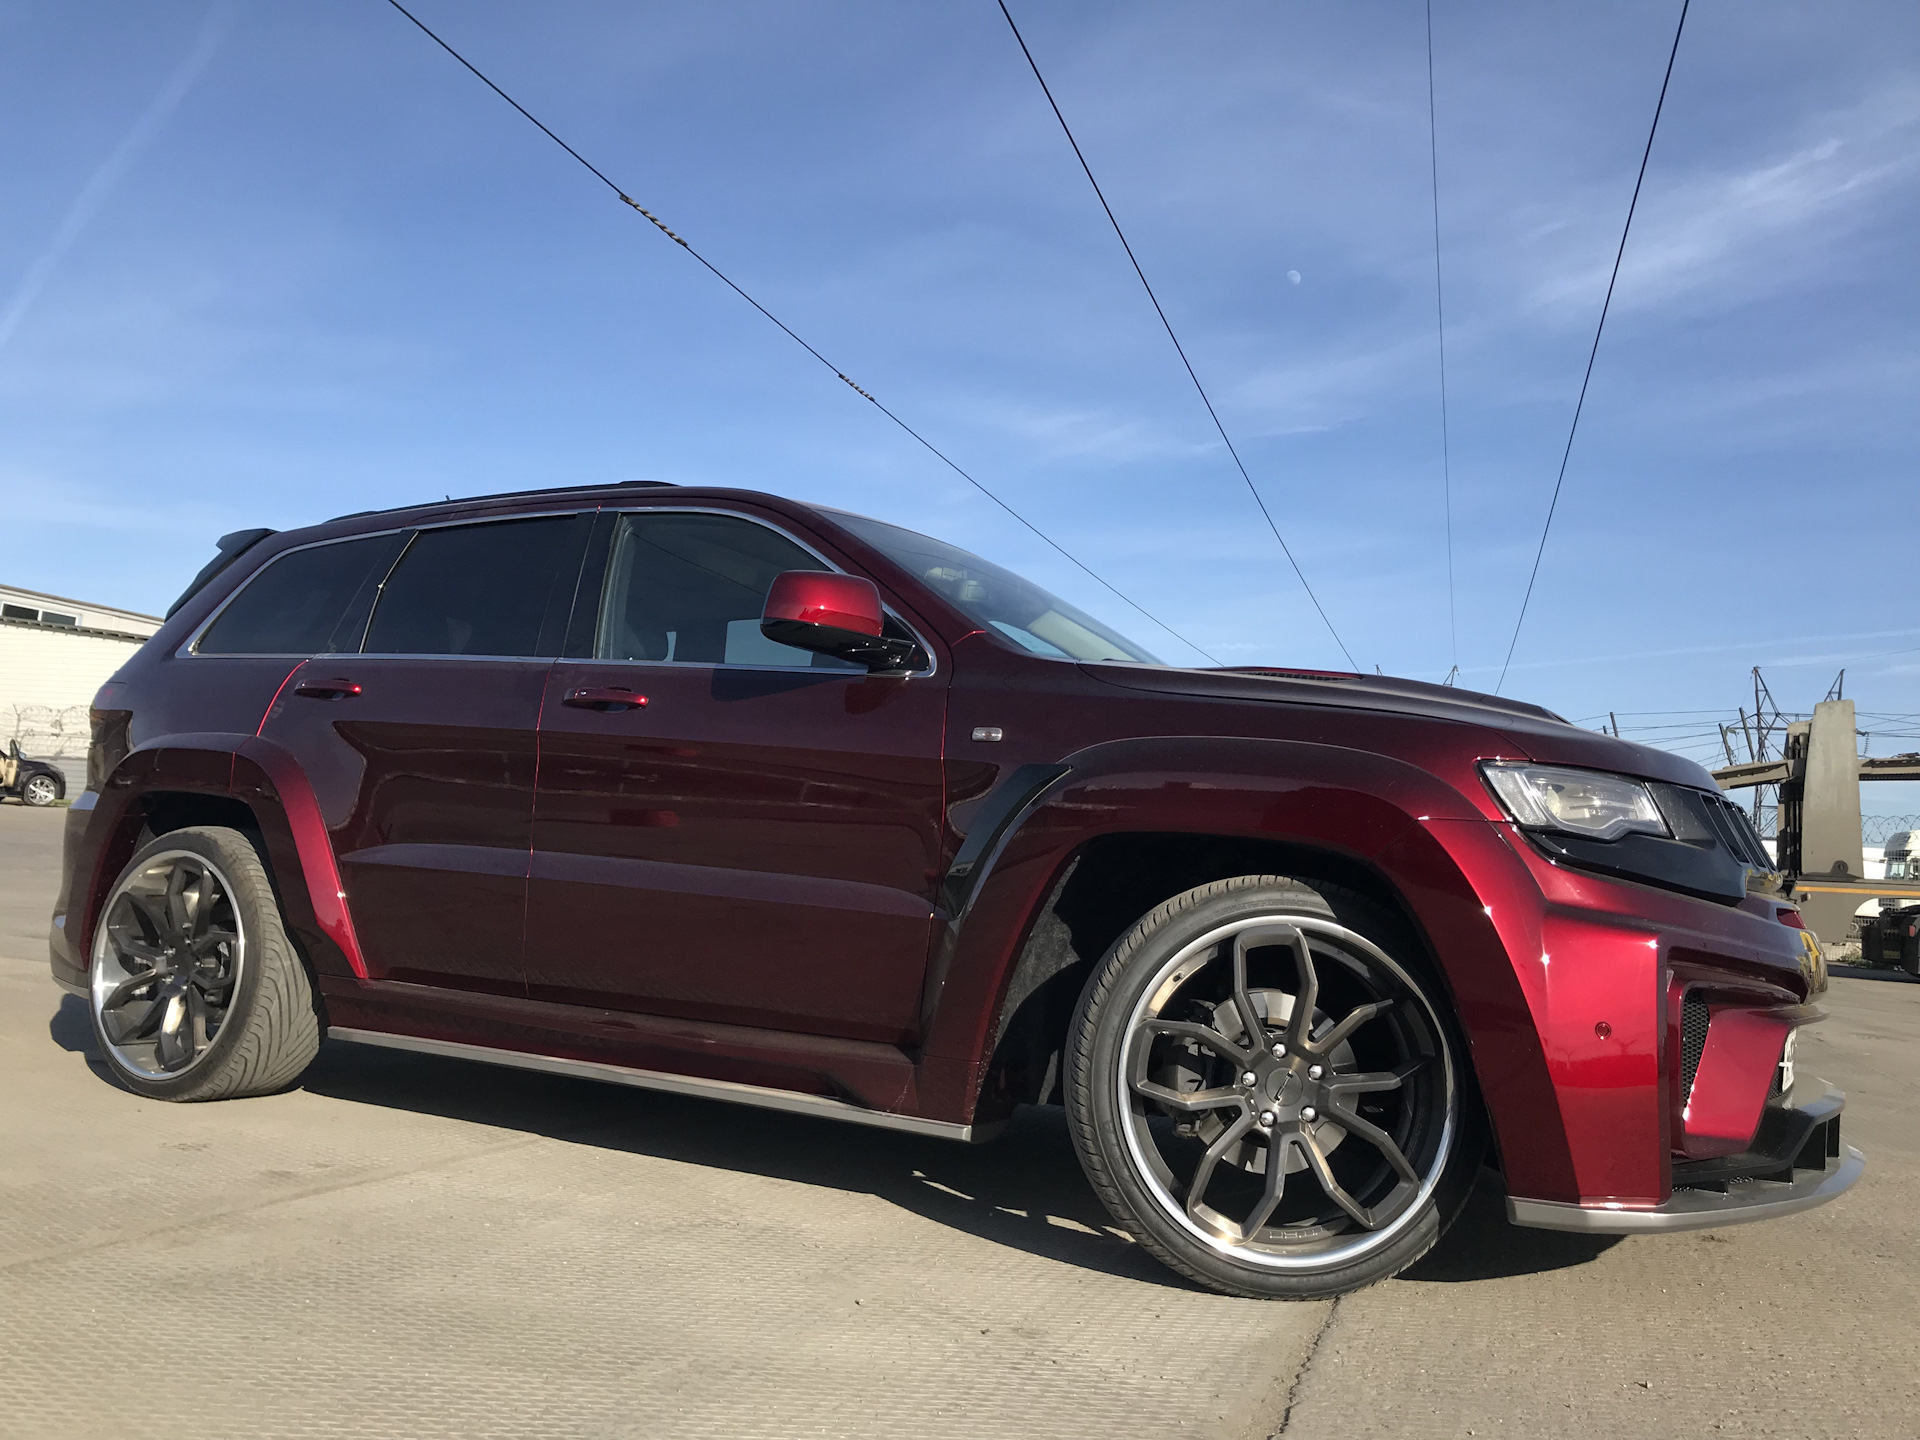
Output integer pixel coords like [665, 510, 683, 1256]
[1270, 1295, 1341, 1438]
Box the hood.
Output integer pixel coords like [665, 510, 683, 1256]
[1080, 663, 1720, 791]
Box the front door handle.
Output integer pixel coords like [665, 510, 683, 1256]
[293, 679, 362, 700]
[563, 686, 649, 712]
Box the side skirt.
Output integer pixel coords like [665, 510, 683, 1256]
[327, 1026, 990, 1142]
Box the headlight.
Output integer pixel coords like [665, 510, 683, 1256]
[1481, 763, 1670, 842]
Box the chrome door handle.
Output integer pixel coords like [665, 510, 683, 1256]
[293, 679, 362, 700]
[563, 686, 648, 712]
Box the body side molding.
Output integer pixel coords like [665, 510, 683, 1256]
[328, 1026, 990, 1141]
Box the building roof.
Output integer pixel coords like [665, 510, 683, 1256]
[0, 581, 161, 625]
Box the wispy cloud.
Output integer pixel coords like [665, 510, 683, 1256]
[1524, 80, 1920, 320]
[0, 2, 238, 356]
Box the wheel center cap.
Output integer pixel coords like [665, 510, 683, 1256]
[1266, 1070, 1301, 1106]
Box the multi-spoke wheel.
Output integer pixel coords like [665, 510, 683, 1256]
[21, 772, 60, 806]
[88, 826, 321, 1100]
[1067, 875, 1483, 1298]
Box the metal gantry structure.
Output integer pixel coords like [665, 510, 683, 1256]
[1712, 695, 1920, 948]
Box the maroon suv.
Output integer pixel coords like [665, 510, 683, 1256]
[50, 483, 1860, 1297]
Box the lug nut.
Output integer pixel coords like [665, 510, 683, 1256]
[1259, 1111, 1275, 1127]
[1241, 1071, 1258, 1087]
[1308, 1065, 1323, 1080]
[1301, 1106, 1318, 1123]
[1271, 1043, 1286, 1058]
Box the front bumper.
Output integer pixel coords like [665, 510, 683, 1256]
[1509, 1080, 1861, 1233]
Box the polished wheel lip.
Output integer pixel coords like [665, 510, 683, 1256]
[1117, 914, 1456, 1273]
[90, 848, 247, 1081]
[22, 773, 58, 804]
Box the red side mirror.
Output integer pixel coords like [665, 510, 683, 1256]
[763, 572, 884, 638]
[760, 571, 922, 673]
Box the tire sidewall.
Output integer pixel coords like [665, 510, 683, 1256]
[1069, 877, 1483, 1299]
[89, 827, 278, 1100]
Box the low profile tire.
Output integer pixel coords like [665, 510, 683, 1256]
[88, 825, 322, 1101]
[21, 773, 59, 807]
[1066, 875, 1484, 1299]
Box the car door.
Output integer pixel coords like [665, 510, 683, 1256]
[258, 511, 592, 995]
[525, 507, 949, 1044]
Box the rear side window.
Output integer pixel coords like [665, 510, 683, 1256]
[196, 533, 407, 656]
[597, 511, 857, 668]
[364, 516, 578, 657]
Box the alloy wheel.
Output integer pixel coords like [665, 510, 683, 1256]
[22, 774, 58, 806]
[1117, 915, 1455, 1271]
[90, 850, 247, 1079]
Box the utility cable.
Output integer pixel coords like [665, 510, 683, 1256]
[994, 0, 1359, 671]
[1496, 0, 1689, 692]
[1424, 0, 1457, 673]
[381, 0, 1219, 664]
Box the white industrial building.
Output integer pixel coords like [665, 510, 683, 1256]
[1, 582, 161, 791]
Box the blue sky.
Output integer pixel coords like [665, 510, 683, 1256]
[2, 1, 1914, 804]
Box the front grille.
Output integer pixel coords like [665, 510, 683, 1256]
[1679, 993, 1711, 1102]
[1702, 791, 1776, 872]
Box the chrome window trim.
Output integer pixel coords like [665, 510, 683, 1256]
[598, 504, 938, 680]
[177, 510, 584, 661]
[176, 503, 937, 676]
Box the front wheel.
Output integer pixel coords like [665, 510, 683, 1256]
[88, 825, 322, 1100]
[21, 772, 59, 806]
[1066, 875, 1483, 1298]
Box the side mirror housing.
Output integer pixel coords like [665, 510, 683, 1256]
[760, 571, 924, 674]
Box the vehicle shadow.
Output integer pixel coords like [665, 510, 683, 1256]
[1396, 1174, 1621, 1282]
[47, 996, 1620, 1289]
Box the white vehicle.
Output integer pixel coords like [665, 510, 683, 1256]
[1883, 831, 1915, 881]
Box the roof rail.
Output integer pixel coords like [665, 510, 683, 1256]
[327, 480, 676, 524]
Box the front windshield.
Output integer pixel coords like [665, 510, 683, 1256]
[827, 511, 1162, 665]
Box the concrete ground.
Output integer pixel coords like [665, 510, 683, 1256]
[1, 802, 1914, 1439]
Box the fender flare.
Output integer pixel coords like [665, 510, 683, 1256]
[918, 733, 1578, 1199]
[76, 735, 366, 980]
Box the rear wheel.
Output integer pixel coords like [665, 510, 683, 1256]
[21, 772, 58, 806]
[88, 826, 321, 1100]
[1066, 875, 1482, 1298]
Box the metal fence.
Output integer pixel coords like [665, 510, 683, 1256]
[5, 705, 90, 759]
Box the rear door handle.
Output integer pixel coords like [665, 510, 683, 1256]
[293, 679, 362, 700]
[563, 686, 649, 712]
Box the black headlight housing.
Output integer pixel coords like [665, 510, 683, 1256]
[1482, 762, 1776, 903]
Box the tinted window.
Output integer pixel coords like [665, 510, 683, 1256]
[197, 533, 407, 656]
[598, 512, 857, 668]
[364, 517, 578, 657]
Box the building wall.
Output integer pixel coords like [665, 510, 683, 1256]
[1, 621, 148, 790]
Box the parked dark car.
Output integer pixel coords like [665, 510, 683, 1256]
[49, 484, 1861, 1297]
[3, 739, 64, 807]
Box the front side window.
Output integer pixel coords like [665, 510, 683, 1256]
[827, 510, 1161, 665]
[597, 511, 861, 668]
[364, 516, 577, 657]
[196, 532, 407, 656]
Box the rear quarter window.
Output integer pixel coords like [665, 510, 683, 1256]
[195, 532, 407, 656]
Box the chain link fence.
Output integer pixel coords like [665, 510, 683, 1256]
[5, 705, 90, 759]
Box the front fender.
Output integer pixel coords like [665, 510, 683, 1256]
[919, 734, 1580, 1201]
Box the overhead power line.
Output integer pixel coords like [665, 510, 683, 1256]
[993, 0, 1359, 672]
[380, 0, 1219, 665]
[1495, 0, 1690, 693]
[1423, 0, 1457, 672]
